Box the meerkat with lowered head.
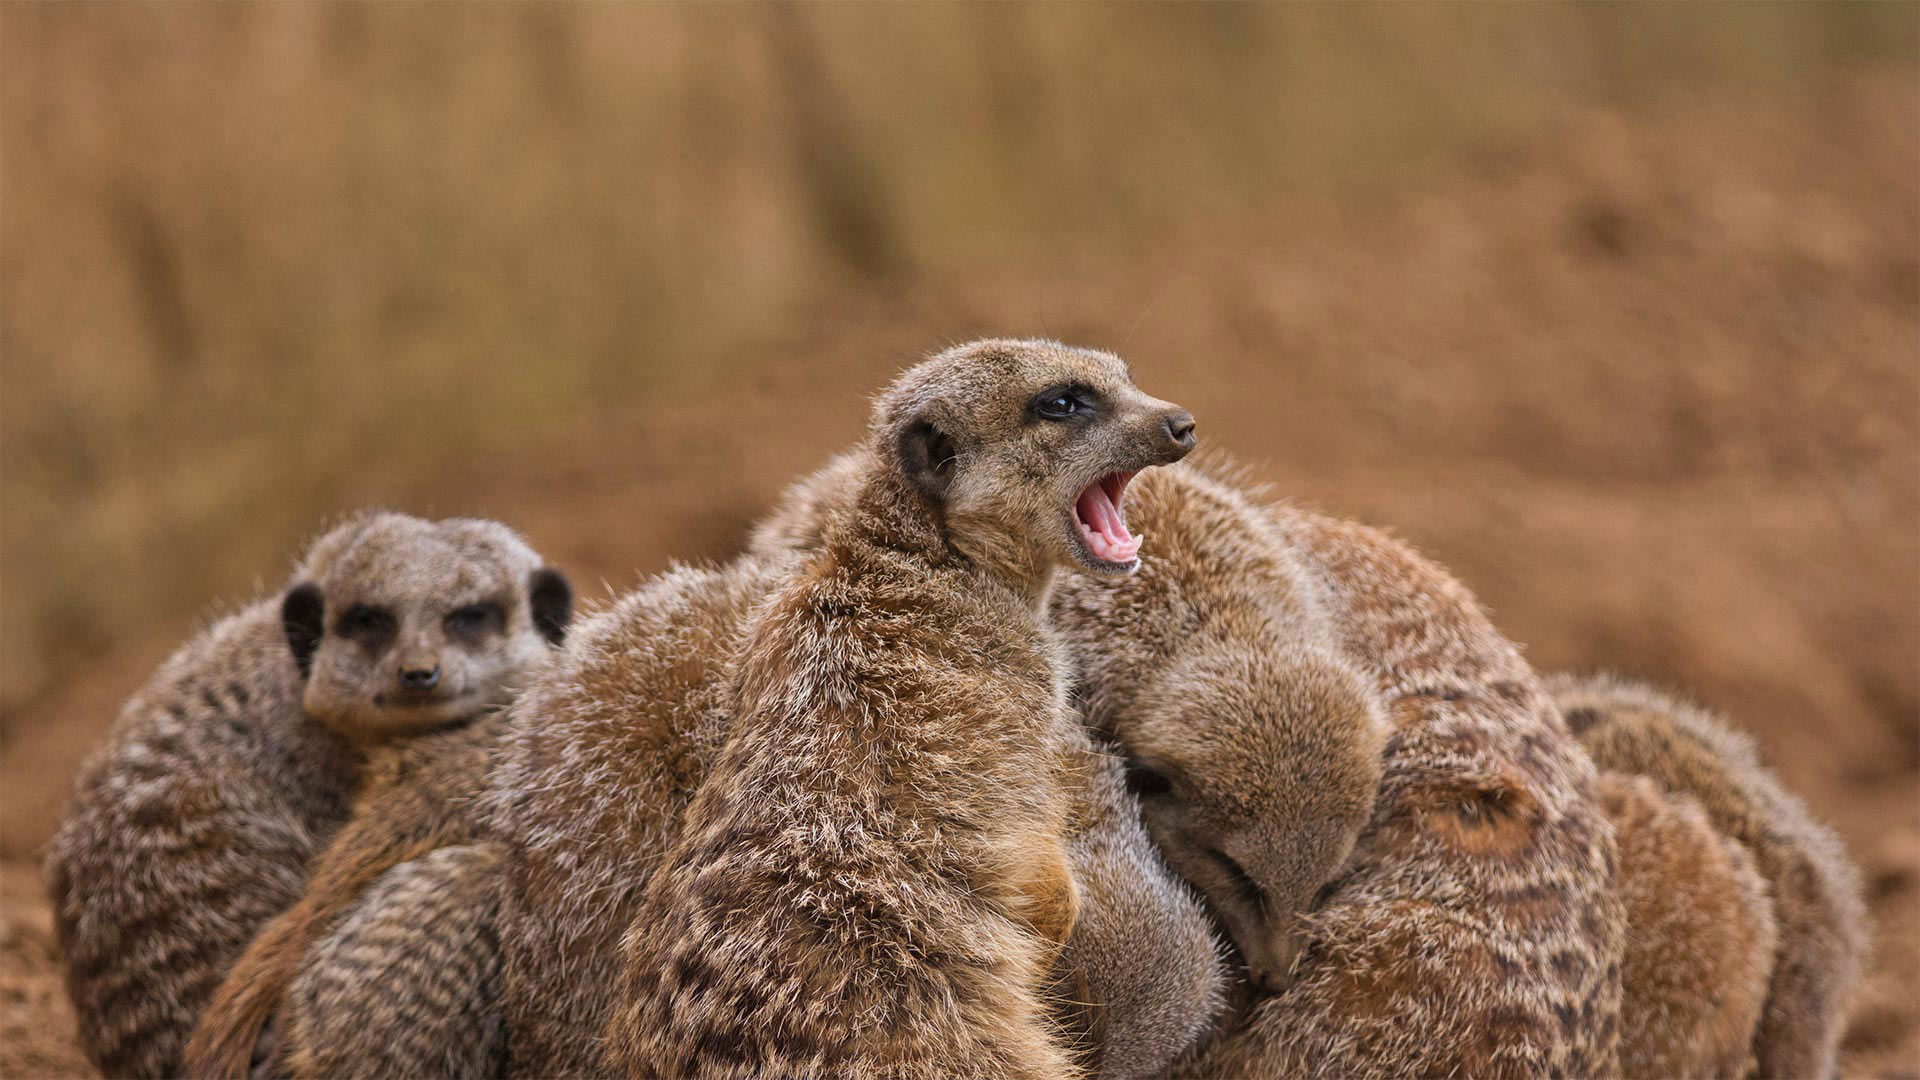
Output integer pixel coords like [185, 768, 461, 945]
[603, 340, 1195, 1078]
[1550, 673, 1868, 1079]
[44, 512, 569, 1079]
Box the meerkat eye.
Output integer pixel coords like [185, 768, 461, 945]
[1030, 386, 1094, 422]
[445, 603, 505, 638]
[1125, 761, 1175, 799]
[337, 604, 395, 642]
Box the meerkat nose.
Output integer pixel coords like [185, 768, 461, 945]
[1163, 409, 1197, 454]
[399, 665, 441, 691]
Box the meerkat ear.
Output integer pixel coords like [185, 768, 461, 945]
[896, 419, 958, 503]
[282, 583, 325, 680]
[528, 567, 573, 646]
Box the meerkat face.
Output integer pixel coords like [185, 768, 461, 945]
[881, 339, 1196, 585]
[1119, 646, 1385, 993]
[280, 514, 573, 742]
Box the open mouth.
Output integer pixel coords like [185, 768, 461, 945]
[1072, 470, 1141, 569]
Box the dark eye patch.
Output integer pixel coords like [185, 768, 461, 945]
[1125, 761, 1175, 799]
[445, 602, 506, 638]
[336, 604, 396, 649]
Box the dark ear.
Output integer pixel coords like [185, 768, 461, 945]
[895, 419, 958, 503]
[528, 567, 573, 646]
[282, 583, 325, 680]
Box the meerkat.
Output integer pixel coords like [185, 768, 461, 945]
[490, 557, 1221, 1079]
[43, 512, 570, 1079]
[599, 340, 1195, 1078]
[750, 449, 1235, 1080]
[754, 458, 1626, 1078]
[1549, 673, 1868, 1080]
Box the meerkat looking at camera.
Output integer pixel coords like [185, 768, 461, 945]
[180, 515, 573, 1079]
[44, 512, 569, 1080]
[603, 340, 1196, 1078]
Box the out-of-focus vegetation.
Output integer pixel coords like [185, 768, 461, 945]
[0, 2, 1911, 715]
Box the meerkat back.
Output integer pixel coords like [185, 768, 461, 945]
[1550, 673, 1868, 1079]
[1592, 771, 1778, 1079]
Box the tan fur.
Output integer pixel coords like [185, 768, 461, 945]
[603, 340, 1193, 1078]
[44, 512, 566, 1079]
[283, 842, 508, 1080]
[1592, 772, 1777, 1078]
[1549, 673, 1868, 1079]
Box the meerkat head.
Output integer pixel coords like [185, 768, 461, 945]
[280, 513, 573, 742]
[875, 339, 1196, 588]
[1119, 642, 1385, 993]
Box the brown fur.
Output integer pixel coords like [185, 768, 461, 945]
[1549, 673, 1868, 1079]
[1593, 772, 1777, 1078]
[44, 512, 566, 1079]
[604, 340, 1194, 1078]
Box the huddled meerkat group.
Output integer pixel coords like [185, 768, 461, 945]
[47, 340, 1864, 1079]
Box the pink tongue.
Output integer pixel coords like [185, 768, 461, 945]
[1076, 480, 1141, 563]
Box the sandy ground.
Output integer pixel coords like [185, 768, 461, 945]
[3, 78, 1915, 1078]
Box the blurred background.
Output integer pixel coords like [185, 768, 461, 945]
[2, 3, 1915, 1075]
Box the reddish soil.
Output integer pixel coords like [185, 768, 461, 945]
[3, 77, 1914, 1078]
